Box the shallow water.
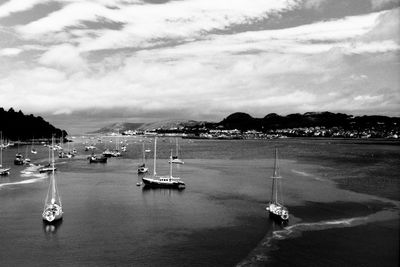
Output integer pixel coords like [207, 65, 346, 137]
[0, 138, 398, 266]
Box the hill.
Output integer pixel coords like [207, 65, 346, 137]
[91, 120, 209, 133]
[219, 111, 400, 131]
[0, 107, 67, 140]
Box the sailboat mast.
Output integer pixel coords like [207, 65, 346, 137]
[51, 137, 57, 203]
[142, 142, 145, 163]
[176, 138, 179, 157]
[153, 137, 157, 176]
[169, 150, 173, 178]
[271, 148, 280, 203]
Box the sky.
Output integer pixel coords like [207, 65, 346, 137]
[0, 0, 399, 133]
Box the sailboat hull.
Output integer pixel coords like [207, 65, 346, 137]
[0, 168, 10, 176]
[142, 177, 185, 189]
[266, 203, 289, 222]
[42, 205, 63, 223]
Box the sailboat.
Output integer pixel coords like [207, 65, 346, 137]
[31, 138, 37, 154]
[266, 148, 289, 222]
[137, 142, 149, 174]
[169, 138, 184, 164]
[24, 145, 31, 165]
[42, 138, 63, 223]
[142, 138, 185, 189]
[0, 133, 10, 176]
[39, 143, 57, 173]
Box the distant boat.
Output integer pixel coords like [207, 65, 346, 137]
[84, 145, 97, 151]
[142, 138, 185, 189]
[89, 154, 108, 163]
[31, 138, 37, 154]
[24, 145, 31, 165]
[102, 149, 121, 157]
[14, 153, 24, 165]
[42, 138, 63, 223]
[265, 148, 289, 222]
[39, 145, 57, 173]
[0, 133, 10, 176]
[137, 142, 149, 174]
[169, 138, 184, 164]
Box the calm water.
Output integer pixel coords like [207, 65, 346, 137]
[0, 138, 399, 266]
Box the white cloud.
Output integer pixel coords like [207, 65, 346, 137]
[0, 47, 22, 56]
[1, 1, 399, 123]
[16, 0, 301, 48]
[38, 44, 87, 72]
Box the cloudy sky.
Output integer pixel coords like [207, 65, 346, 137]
[0, 0, 399, 133]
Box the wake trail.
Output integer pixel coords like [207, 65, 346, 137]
[237, 208, 399, 267]
[0, 176, 47, 189]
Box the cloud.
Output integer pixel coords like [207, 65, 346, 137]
[0, 0, 49, 18]
[38, 43, 87, 72]
[302, 0, 328, 9]
[0, 47, 22, 56]
[16, 0, 301, 48]
[371, 0, 399, 10]
[0, 0, 399, 129]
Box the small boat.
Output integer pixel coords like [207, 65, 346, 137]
[89, 154, 107, 163]
[0, 135, 10, 176]
[24, 146, 31, 164]
[137, 142, 149, 174]
[84, 145, 97, 151]
[142, 138, 185, 189]
[265, 148, 289, 222]
[169, 138, 184, 164]
[102, 149, 121, 157]
[39, 145, 57, 173]
[14, 153, 24, 165]
[39, 164, 57, 173]
[42, 138, 63, 223]
[31, 138, 37, 154]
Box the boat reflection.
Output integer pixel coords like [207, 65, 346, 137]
[141, 185, 185, 195]
[42, 219, 63, 236]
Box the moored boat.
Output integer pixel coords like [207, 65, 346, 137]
[0, 132, 11, 175]
[137, 142, 149, 174]
[265, 148, 289, 222]
[142, 138, 185, 189]
[168, 138, 184, 164]
[14, 153, 24, 165]
[89, 154, 108, 163]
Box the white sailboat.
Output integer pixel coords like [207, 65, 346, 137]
[42, 138, 63, 223]
[266, 148, 289, 222]
[31, 138, 37, 154]
[24, 145, 31, 165]
[169, 138, 184, 164]
[0, 133, 10, 176]
[39, 143, 57, 173]
[142, 137, 185, 189]
[137, 142, 149, 174]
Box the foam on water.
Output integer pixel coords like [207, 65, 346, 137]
[0, 176, 47, 189]
[237, 208, 399, 266]
[291, 169, 326, 181]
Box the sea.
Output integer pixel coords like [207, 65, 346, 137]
[0, 137, 399, 266]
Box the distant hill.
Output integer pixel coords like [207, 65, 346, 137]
[90, 122, 144, 133]
[91, 111, 400, 134]
[220, 111, 400, 131]
[0, 107, 67, 140]
[91, 120, 209, 133]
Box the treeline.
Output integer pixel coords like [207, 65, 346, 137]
[219, 112, 400, 131]
[0, 107, 67, 141]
